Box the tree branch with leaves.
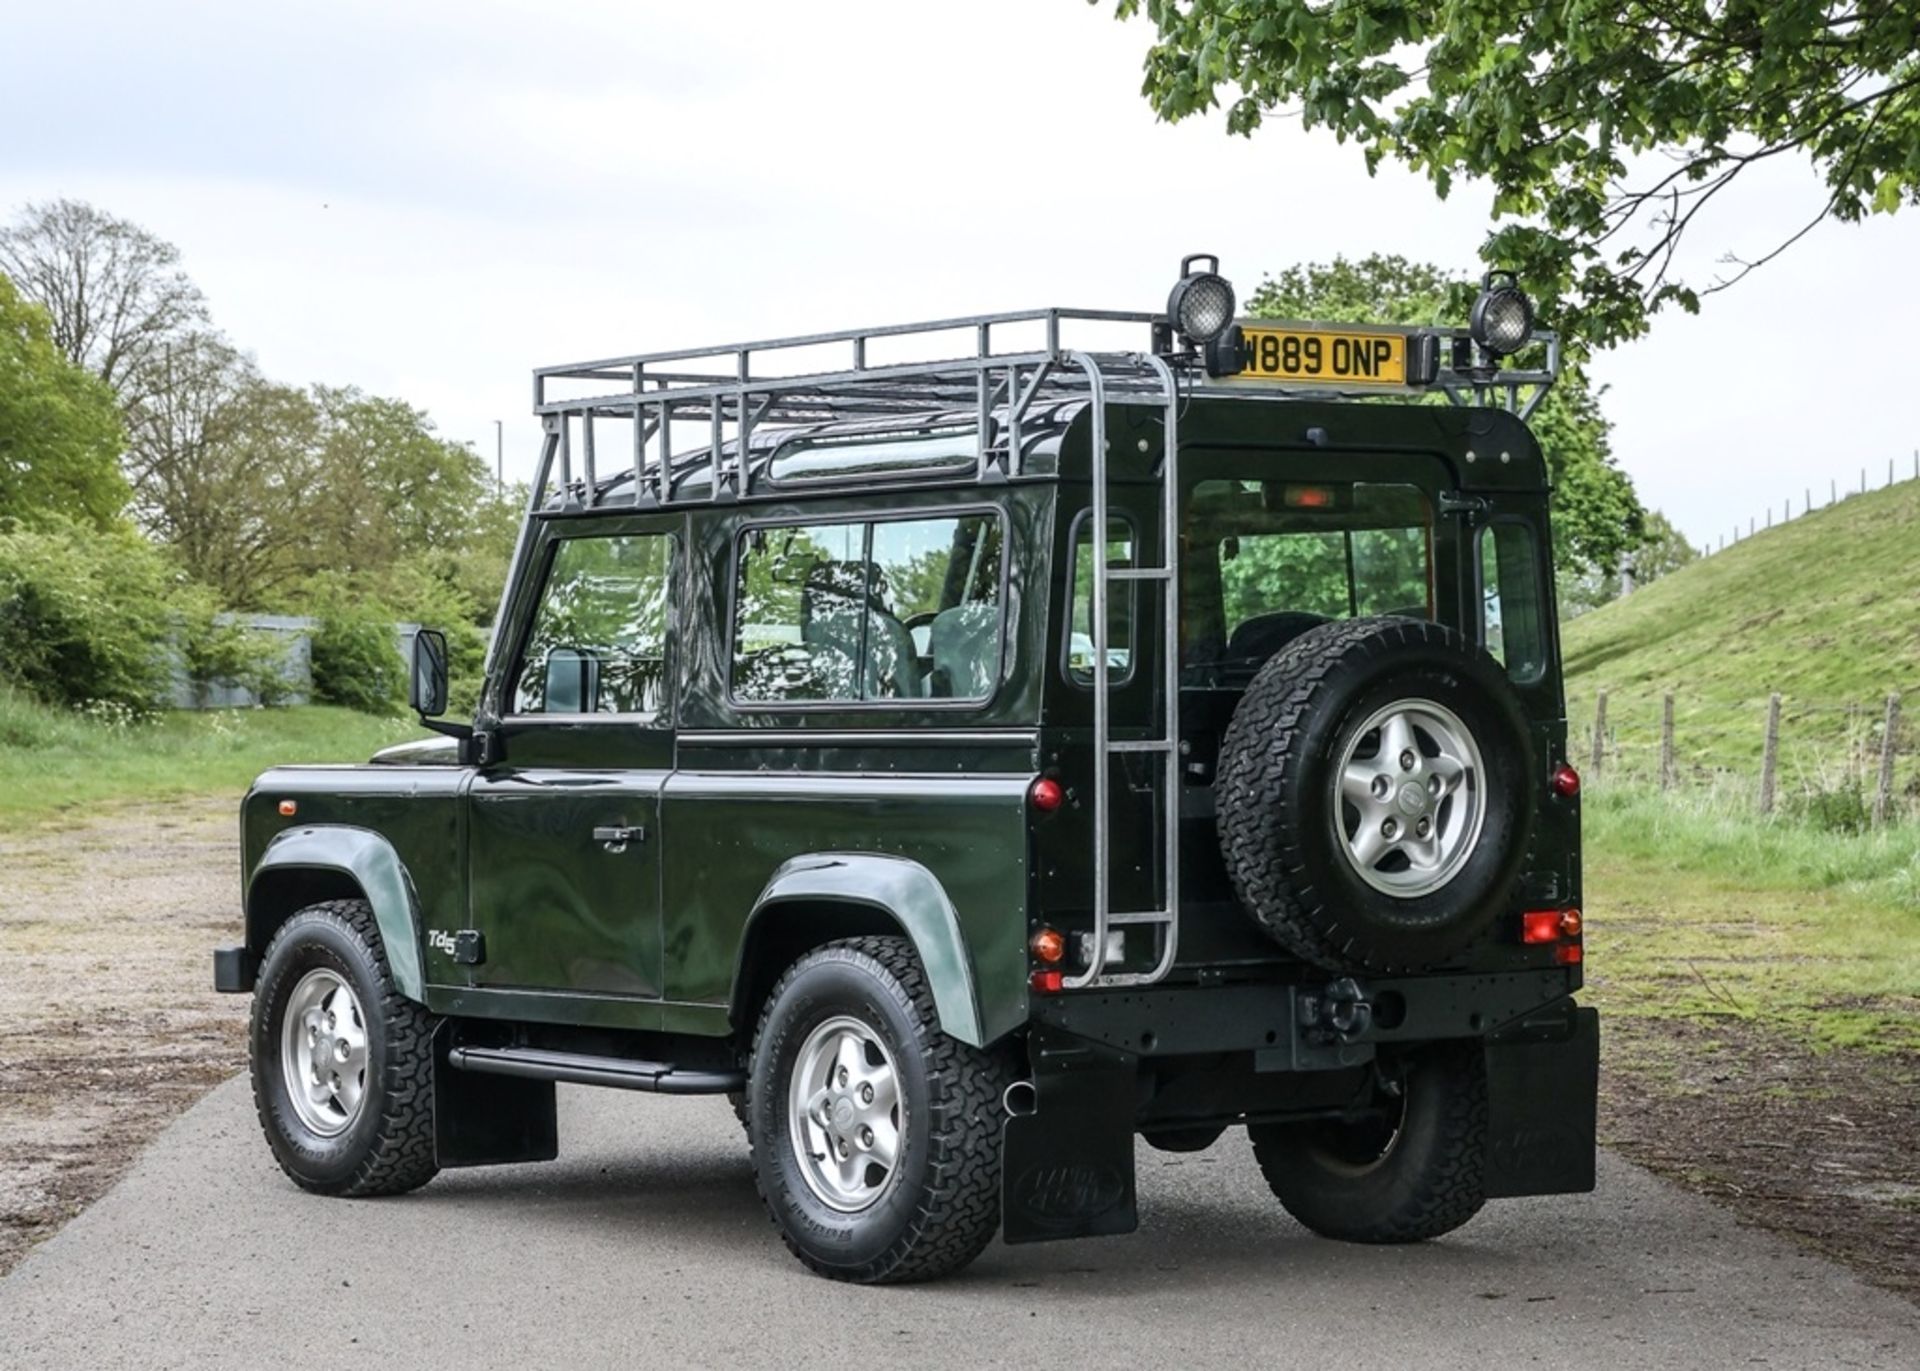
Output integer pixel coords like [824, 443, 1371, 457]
[1105, 1, 1920, 350]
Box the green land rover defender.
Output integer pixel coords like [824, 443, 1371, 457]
[215, 258, 1596, 1283]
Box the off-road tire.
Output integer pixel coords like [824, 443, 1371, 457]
[1216, 616, 1533, 972]
[250, 899, 439, 1197]
[746, 936, 1010, 1283]
[1249, 1042, 1487, 1243]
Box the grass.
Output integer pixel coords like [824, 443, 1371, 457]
[0, 688, 422, 823]
[1562, 475, 1920, 775]
[1584, 783, 1920, 1053]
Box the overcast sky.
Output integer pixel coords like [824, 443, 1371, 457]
[3, 0, 1914, 550]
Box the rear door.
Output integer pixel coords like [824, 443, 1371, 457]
[466, 515, 678, 1003]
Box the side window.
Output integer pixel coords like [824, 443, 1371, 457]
[511, 532, 674, 718]
[870, 514, 1003, 700]
[732, 513, 1005, 705]
[1481, 522, 1546, 683]
[1067, 513, 1135, 685]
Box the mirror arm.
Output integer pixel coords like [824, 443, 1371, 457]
[418, 715, 474, 742]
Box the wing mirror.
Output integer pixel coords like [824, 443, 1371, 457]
[409, 628, 475, 747]
[410, 628, 450, 716]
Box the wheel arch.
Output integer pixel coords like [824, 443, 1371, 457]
[731, 854, 994, 1048]
[246, 826, 426, 1001]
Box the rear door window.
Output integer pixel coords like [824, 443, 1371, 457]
[1480, 522, 1547, 682]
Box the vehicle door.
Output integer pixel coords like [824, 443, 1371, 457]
[466, 514, 678, 1001]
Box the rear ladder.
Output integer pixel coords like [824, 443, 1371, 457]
[1066, 353, 1182, 988]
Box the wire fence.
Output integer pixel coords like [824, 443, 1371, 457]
[1575, 687, 1919, 826]
[1695, 450, 1919, 557]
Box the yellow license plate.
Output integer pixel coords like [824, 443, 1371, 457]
[1239, 327, 1406, 385]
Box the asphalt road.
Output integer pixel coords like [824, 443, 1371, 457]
[1, 1078, 1915, 1371]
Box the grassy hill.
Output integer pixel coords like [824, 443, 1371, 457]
[1562, 474, 1920, 784]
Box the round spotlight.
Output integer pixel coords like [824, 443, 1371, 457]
[1469, 271, 1535, 356]
[1166, 255, 1237, 344]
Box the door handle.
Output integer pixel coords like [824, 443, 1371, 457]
[593, 824, 646, 851]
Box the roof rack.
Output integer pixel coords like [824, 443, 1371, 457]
[522, 307, 1558, 515]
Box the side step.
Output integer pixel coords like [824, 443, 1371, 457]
[446, 1045, 744, 1095]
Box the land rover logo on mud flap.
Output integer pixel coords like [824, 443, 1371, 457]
[1011, 1163, 1126, 1230]
[427, 930, 457, 956]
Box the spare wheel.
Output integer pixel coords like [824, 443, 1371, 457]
[1215, 616, 1534, 973]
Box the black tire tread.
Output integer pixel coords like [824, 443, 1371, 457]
[1250, 1043, 1488, 1243]
[748, 935, 1009, 1283]
[251, 898, 438, 1197]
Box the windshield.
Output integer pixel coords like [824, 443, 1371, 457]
[1182, 478, 1433, 683]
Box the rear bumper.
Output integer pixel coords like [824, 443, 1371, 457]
[212, 946, 257, 994]
[1003, 976, 1597, 1244]
[1030, 966, 1578, 1069]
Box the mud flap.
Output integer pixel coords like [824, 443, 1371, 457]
[1002, 1030, 1138, 1244]
[434, 1026, 559, 1169]
[1483, 1004, 1599, 1198]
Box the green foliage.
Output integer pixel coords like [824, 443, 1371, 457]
[1245, 256, 1645, 576]
[133, 365, 512, 611]
[1107, 1, 1920, 351]
[309, 606, 405, 716]
[1787, 779, 1872, 836]
[0, 689, 419, 822]
[179, 608, 295, 708]
[0, 518, 179, 709]
[0, 274, 128, 529]
[1563, 475, 1920, 773]
[1585, 784, 1920, 1052]
[1560, 509, 1700, 618]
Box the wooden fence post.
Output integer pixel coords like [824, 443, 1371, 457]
[1591, 689, 1608, 779]
[1874, 693, 1901, 827]
[1759, 693, 1782, 814]
[1660, 693, 1676, 791]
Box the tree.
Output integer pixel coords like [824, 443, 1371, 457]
[0, 199, 209, 399]
[1246, 255, 1645, 576]
[1558, 509, 1699, 617]
[0, 273, 128, 529]
[1105, 2, 1920, 350]
[124, 337, 328, 605]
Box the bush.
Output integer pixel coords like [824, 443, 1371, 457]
[181, 610, 297, 707]
[0, 519, 177, 709]
[310, 610, 404, 715]
[1787, 779, 1871, 835]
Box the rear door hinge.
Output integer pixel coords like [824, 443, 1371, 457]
[1438, 491, 1491, 522]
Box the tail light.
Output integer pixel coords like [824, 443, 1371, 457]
[1521, 910, 1563, 945]
[1550, 763, 1581, 798]
[1029, 776, 1065, 813]
[1029, 927, 1066, 964]
[1030, 969, 1064, 994]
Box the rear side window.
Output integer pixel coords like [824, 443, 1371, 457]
[1481, 522, 1547, 683]
[732, 512, 1004, 705]
[1066, 513, 1136, 685]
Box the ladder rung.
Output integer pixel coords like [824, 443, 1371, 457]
[1107, 911, 1173, 926]
[1107, 738, 1174, 754]
[1107, 567, 1170, 581]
